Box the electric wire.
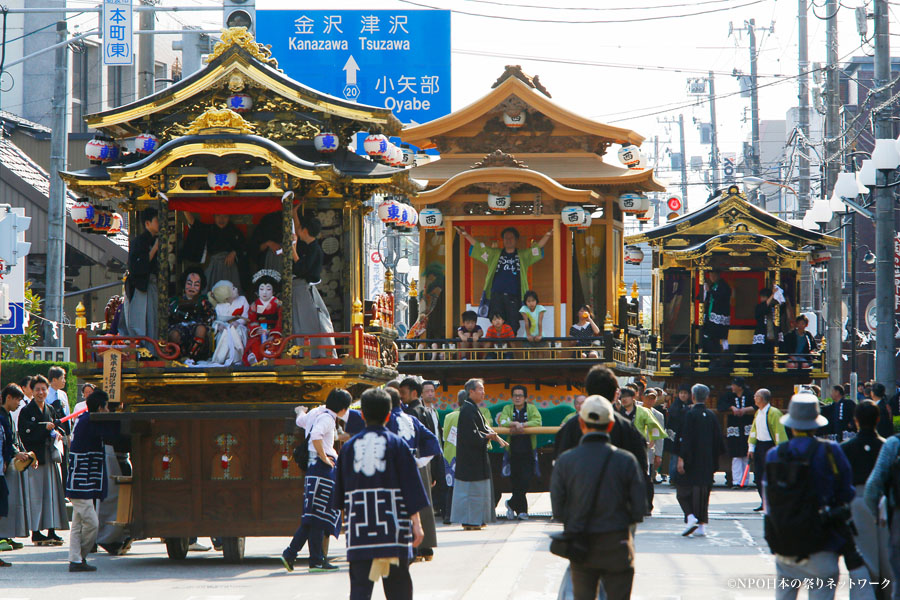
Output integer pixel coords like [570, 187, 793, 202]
[394, 0, 770, 24]
[458, 0, 739, 11]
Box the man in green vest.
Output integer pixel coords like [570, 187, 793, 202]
[747, 388, 788, 510]
[455, 226, 552, 335]
[497, 385, 542, 520]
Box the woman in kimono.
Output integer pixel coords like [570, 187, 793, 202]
[207, 280, 250, 367]
[243, 269, 283, 366]
[17, 376, 68, 545]
[291, 210, 335, 359]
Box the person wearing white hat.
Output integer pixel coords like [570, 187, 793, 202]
[764, 393, 865, 600]
[550, 395, 645, 600]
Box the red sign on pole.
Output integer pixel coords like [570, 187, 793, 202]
[667, 195, 682, 212]
[370, 251, 381, 264]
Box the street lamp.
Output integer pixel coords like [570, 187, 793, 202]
[742, 176, 800, 215]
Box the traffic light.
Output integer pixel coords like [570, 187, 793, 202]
[224, 0, 255, 36]
[0, 204, 32, 272]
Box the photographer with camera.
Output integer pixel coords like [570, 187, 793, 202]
[763, 393, 868, 600]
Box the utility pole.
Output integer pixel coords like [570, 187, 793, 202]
[748, 19, 761, 207]
[873, 0, 895, 387]
[824, 0, 844, 395]
[797, 0, 811, 214]
[138, 0, 157, 99]
[45, 21, 68, 347]
[708, 72, 720, 192]
[678, 114, 689, 209]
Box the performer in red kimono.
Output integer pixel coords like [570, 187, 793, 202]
[243, 269, 283, 366]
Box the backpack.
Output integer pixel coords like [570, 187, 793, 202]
[292, 430, 311, 469]
[763, 440, 830, 559]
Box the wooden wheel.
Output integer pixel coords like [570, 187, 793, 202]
[165, 537, 189, 560]
[221, 536, 245, 563]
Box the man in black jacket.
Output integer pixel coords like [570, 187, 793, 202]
[553, 394, 585, 459]
[870, 382, 893, 438]
[665, 384, 690, 485]
[551, 395, 645, 600]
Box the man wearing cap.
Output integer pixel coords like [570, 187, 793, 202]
[747, 388, 788, 511]
[717, 377, 756, 488]
[765, 394, 859, 598]
[550, 395, 646, 600]
[674, 384, 724, 537]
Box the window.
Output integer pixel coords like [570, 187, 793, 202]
[154, 62, 168, 93]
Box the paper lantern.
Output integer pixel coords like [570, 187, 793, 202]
[364, 134, 389, 157]
[503, 111, 526, 128]
[134, 133, 158, 155]
[406, 207, 418, 228]
[397, 205, 409, 228]
[226, 94, 253, 113]
[70, 200, 93, 225]
[314, 133, 339, 153]
[85, 137, 114, 163]
[575, 212, 593, 230]
[379, 199, 402, 225]
[625, 245, 645, 265]
[107, 212, 124, 235]
[207, 170, 238, 192]
[401, 148, 415, 166]
[810, 249, 832, 265]
[91, 209, 112, 234]
[561, 205, 586, 227]
[487, 193, 511, 212]
[618, 145, 641, 168]
[619, 193, 650, 214]
[636, 203, 656, 222]
[419, 207, 443, 230]
[106, 142, 121, 162]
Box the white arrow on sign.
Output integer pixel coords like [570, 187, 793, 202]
[343, 55, 360, 86]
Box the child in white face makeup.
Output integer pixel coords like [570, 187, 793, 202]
[243, 270, 284, 366]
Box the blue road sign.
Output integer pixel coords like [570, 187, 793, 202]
[257, 10, 451, 125]
[0, 302, 26, 335]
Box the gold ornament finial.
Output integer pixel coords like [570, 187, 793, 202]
[384, 269, 394, 294]
[409, 279, 418, 298]
[603, 311, 614, 332]
[183, 107, 255, 135]
[631, 281, 639, 299]
[618, 279, 626, 298]
[75, 302, 87, 329]
[352, 298, 364, 326]
[205, 27, 279, 69]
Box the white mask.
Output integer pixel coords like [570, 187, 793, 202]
[258, 282, 274, 303]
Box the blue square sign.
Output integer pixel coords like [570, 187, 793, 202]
[0, 302, 26, 335]
[257, 10, 451, 125]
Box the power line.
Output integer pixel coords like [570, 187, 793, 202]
[459, 0, 738, 11]
[394, 0, 770, 24]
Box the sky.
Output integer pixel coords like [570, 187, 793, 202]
[69, 0, 892, 208]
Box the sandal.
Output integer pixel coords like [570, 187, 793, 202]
[0, 559, 11, 567]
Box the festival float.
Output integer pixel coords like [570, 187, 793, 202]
[625, 184, 841, 404]
[61, 28, 417, 561]
[396, 66, 665, 488]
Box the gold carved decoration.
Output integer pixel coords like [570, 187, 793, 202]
[205, 27, 279, 69]
[471, 149, 528, 169]
[182, 107, 256, 135]
[256, 119, 321, 141]
[228, 73, 247, 92]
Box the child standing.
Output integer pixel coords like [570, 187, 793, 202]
[456, 310, 483, 360]
[485, 312, 515, 359]
[569, 304, 600, 358]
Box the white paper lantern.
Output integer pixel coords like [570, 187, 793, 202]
[387, 145, 404, 166]
[314, 133, 339, 153]
[85, 137, 114, 163]
[488, 193, 511, 212]
[420, 207, 443, 230]
[575, 212, 593, 230]
[618, 192, 650, 214]
[406, 207, 418, 228]
[70, 200, 92, 225]
[618, 145, 641, 168]
[561, 205, 586, 227]
[636, 203, 655, 222]
[364, 134, 389, 157]
[625, 245, 645, 265]
[401, 148, 415, 166]
[810, 249, 832, 265]
[226, 94, 253, 113]
[107, 212, 124, 235]
[207, 170, 238, 192]
[379, 199, 402, 225]
[503, 111, 526, 128]
[134, 132, 158, 155]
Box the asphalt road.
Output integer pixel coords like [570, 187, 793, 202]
[0, 483, 857, 599]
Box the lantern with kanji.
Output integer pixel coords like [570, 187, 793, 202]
[619, 193, 650, 215]
[575, 211, 593, 230]
[134, 132, 158, 155]
[561, 206, 586, 227]
[419, 207, 443, 230]
[364, 134, 389, 157]
[488, 193, 511, 212]
[85, 137, 114, 164]
[503, 111, 526, 128]
[226, 94, 253, 112]
[207, 170, 238, 192]
[618, 145, 642, 168]
[379, 199, 402, 225]
[71, 200, 93, 225]
[314, 132, 339, 153]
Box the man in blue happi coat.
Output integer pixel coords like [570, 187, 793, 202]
[384, 386, 442, 560]
[334, 388, 428, 600]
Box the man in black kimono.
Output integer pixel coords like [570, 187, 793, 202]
[830, 385, 856, 443]
[450, 379, 507, 529]
[123, 208, 159, 341]
[183, 212, 249, 294]
[249, 210, 285, 272]
[700, 270, 731, 357]
[674, 383, 724, 537]
[716, 377, 755, 488]
[665, 384, 690, 484]
[291, 211, 334, 358]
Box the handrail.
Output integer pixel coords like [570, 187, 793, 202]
[80, 334, 181, 361]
